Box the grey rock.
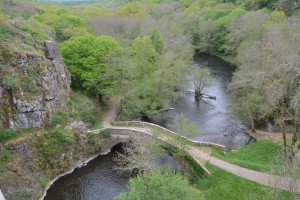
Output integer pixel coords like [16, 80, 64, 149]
[71, 121, 88, 134]
[0, 40, 71, 129]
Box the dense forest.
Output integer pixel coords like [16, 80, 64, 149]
[0, 0, 299, 199]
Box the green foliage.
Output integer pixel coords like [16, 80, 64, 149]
[212, 140, 282, 172]
[3, 76, 21, 90]
[20, 21, 49, 41]
[100, 130, 110, 138]
[117, 2, 148, 16]
[60, 34, 122, 97]
[0, 129, 31, 142]
[37, 127, 75, 176]
[148, 28, 165, 55]
[48, 112, 70, 127]
[173, 113, 199, 137]
[70, 92, 99, 126]
[0, 19, 15, 41]
[55, 14, 89, 41]
[87, 134, 101, 153]
[12, 188, 34, 200]
[21, 76, 39, 93]
[0, 147, 12, 172]
[116, 172, 204, 200]
[173, 113, 199, 149]
[39, 175, 49, 188]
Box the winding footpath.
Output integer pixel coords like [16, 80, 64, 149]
[96, 98, 300, 192]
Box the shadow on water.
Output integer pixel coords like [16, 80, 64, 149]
[44, 142, 180, 200]
[151, 53, 258, 151]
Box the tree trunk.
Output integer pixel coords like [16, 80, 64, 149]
[195, 90, 202, 101]
[249, 110, 256, 133]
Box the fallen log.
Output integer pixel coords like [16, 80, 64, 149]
[158, 108, 175, 112]
[201, 93, 216, 100]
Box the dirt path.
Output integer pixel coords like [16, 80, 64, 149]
[100, 98, 300, 192]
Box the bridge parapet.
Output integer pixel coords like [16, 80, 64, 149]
[111, 121, 225, 151]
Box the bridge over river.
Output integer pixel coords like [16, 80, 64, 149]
[87, 98, 300, 193]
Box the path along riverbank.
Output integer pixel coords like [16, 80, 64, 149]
[98, 98, 300, 193]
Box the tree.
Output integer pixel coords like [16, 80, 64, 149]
[117, 2, 148, 17]
[231, 20, 300, 160]
[114, 136, 164, 173]
[116, 172, 204, 200]
[60, 35, 122, 98]
[173, 113, 199, 149]
[189, 68, 212, 101]
[148, 28, 165, 55]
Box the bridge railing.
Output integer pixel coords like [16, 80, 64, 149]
[105, 127, 212, 177]
[111, 121, 225, 151]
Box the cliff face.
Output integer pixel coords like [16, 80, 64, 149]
[0, 40, 71, 129]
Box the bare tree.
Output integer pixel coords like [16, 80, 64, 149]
[113, 136, 164, 173]
[189, 68, 213, 101]
[232, 19, 300, 160]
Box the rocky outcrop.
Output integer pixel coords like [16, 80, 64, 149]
[0, 40, 71, 129]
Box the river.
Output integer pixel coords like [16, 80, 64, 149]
[153, 53, 255, 151]
[44, 143, 180, 200]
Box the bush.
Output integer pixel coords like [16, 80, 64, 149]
[81, 109, 97, 124]
[116, 172, 203, 200]
[22, 76, 39, 93]
[0, 147, 12, 172]
[3, 76, 21, 90]
[48, 112, 70, 127]
[0, 129, 22, 142]
[87, 134, 101, 153]
[39, 175, 49, 188]
[37, 128, 75, 176]
[12, 188, 33, 200]
[100, 130, 110, 138]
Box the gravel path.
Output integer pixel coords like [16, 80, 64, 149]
[100, 98, 300, 192]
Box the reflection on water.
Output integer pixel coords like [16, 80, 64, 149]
[153, 53, 253, 151]
[44, 143, 180, 200]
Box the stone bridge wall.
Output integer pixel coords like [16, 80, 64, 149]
[111, 121, 225, 151]
[104, 128, 212, 177]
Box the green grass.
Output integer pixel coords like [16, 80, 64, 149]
[196, 163, 292, 200]
[212, 140, 282, 173]
[70, 92, 100, 126]
[0, 129, 32, 142]
[91, 103, 108, 129]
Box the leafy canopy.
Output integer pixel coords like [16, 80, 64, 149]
[60, 34, 122, 96]
[116, 172, 204, 200]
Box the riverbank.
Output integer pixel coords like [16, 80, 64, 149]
[40, 134, 127, 199]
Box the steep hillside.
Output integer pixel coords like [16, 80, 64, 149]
[0, 14, 71, 129]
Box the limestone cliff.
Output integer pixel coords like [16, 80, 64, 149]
[0, 40, 71, 129]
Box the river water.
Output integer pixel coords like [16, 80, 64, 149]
[44, 143, 180, 200]
[153, 53, 255, 151]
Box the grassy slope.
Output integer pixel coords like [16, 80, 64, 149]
[212, 140, 282, 173]
[197, 163, 292, 200]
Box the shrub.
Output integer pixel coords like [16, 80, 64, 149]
[3, 76, 21, 90]
[12, 188, 33, 200]
[39, 175, 49, 188]
[0, 147, 12, 172]
[37, 128, 75, 176]
[81, 109, 97, 124]
[100, 130, 110, 138]
[22, 76, 39, 93]
[0, 129, 21, 142]
[87, 134, 101, 153]
[48, 112, 69, 127]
